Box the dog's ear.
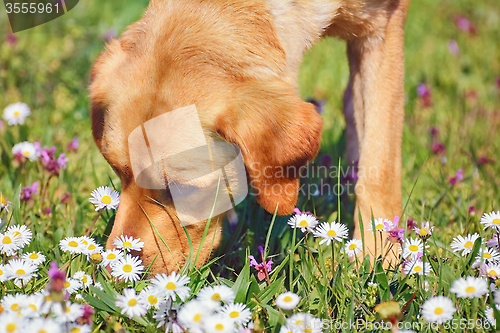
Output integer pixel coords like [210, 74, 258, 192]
[215, 81, 322, 215]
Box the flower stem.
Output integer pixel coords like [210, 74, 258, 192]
[85, 209, 103, 237]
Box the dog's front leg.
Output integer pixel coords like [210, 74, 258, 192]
[344, 1, 409, 265]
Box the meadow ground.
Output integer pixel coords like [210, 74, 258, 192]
[0, 0, 500, 332]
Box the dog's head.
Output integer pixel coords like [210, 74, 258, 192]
[90, 0, 323, 273]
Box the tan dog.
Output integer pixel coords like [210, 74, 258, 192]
[90, 0, 408, 272]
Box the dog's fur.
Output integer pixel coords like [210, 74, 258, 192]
[90, 0, 409, 272]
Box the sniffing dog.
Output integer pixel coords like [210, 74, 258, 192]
[90, 0, 409, 272]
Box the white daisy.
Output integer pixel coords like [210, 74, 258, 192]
[450, 276, 488, 298]
[52, 301, 85, 323]
[287, 213, 318, 233]
[68, 324, 92, 333]
[485, 305, 499, 327]
[7, 225, 32, 247]
[111, 254, 144, 282]
[403, 259, 431, 276]
[481, 211, 500, 231]
[115, 288, 148, 318]
[451, 233, 481, 256]
[421, 296, 455, 324]
[485, 263, 500, 279]
[344, 239, 363, 257]
[312, 221, 349, 245]
[140, 286, 163, 309]
[5, 258, 38, 284]
[220, 303, 251, 326]
[30, 318, 62, 333]
[178, 300, 212, 331]
[0, 263, 10, 282]
[59, 236, 86, 254]
[286, 313, 322, 333]
[279, 325, 298, 333]
[0, 232, 23, 256]
[73, 271, 93, 288]
[101, 249, 124, 267]
[3, 102, 30, 125]
[67, 324, 91, 333]
[12, 141, 38, 161]
[0, 312, 24, 333]
[153, 299, 182, 332]
[367, 218, 392, 232]
[22, 251, 46, 266]
[22, 294, 44, 317]
[64, 277, 83, 294]
[275, 291, 301, 310]
[113, 235, 144, 252]
[197, 285, 235, 305]
[204, 313, 236, 333]
[151, 272, 191, 301]
[0, 194, 10, 212]
[402, 238, 428, 259]
[1, 293, 29, 313]
[89, 186, 120, 211]
[475, 247, 500, 264]
[94, 282, 104, 290]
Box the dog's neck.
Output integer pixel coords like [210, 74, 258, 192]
[267, 0, 341, 80]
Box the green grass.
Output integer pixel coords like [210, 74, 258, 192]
[1, 0, 500, 332]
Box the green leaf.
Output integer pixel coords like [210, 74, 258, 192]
[257, 276, 285, 304]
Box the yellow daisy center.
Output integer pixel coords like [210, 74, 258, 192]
[349, 244, 357, 250]
[166, 282, 176, 290]
[39, 330, 48, 333]
[148, 295, 158, 304]
[70, 328, 81, 333]
[212, 293, 221, 301]
[193, 314, 202, 322]
[215, 324, 224, 331]
[65, 307, 71, 313]
[81, 276, 88, 283]
[493, 218, 500, 225]
[13, 111, 21, 117]
[29, 253, 39, 259]
[123, 241, 132, 248]
[299, 220, 308, 227]
[489, 270, 498, 277]
[409, 245, 419, 252]
[28, 304, 37, 311]
[465, 286, 476, 293]
[64, 281, 71, 288]
[3, 236, 12, 244]
[375, 224, 384, 230]
[434, 307, 444, 315]
[1, 196, 6, 204]
[88, 244, 96, 250]
[484, 253, 492, 259]
[464, 241, 473, 248]
[107, 253, 116, 260]
[128, 299, 137, 306]
[304, 326, 312, 333]
[0, 269, 3, 275]
[296, 320, 304, 327]
[13, 231, 21, 237]
[229, 311, 239, 318]
[419, 229, 429, 236]
[6, 323, 17, 333]
[414, 266, 423, 272]
[100, 195, 112, 204]
[16, 269, 26, 275]
[122, 264, 133, 273]
[11, 304, 20, 311]
[68, 241, 79, 247]
[23, 151, 30, 156]
[327, 230, 337, 237]
[283, 296, 293, 302]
